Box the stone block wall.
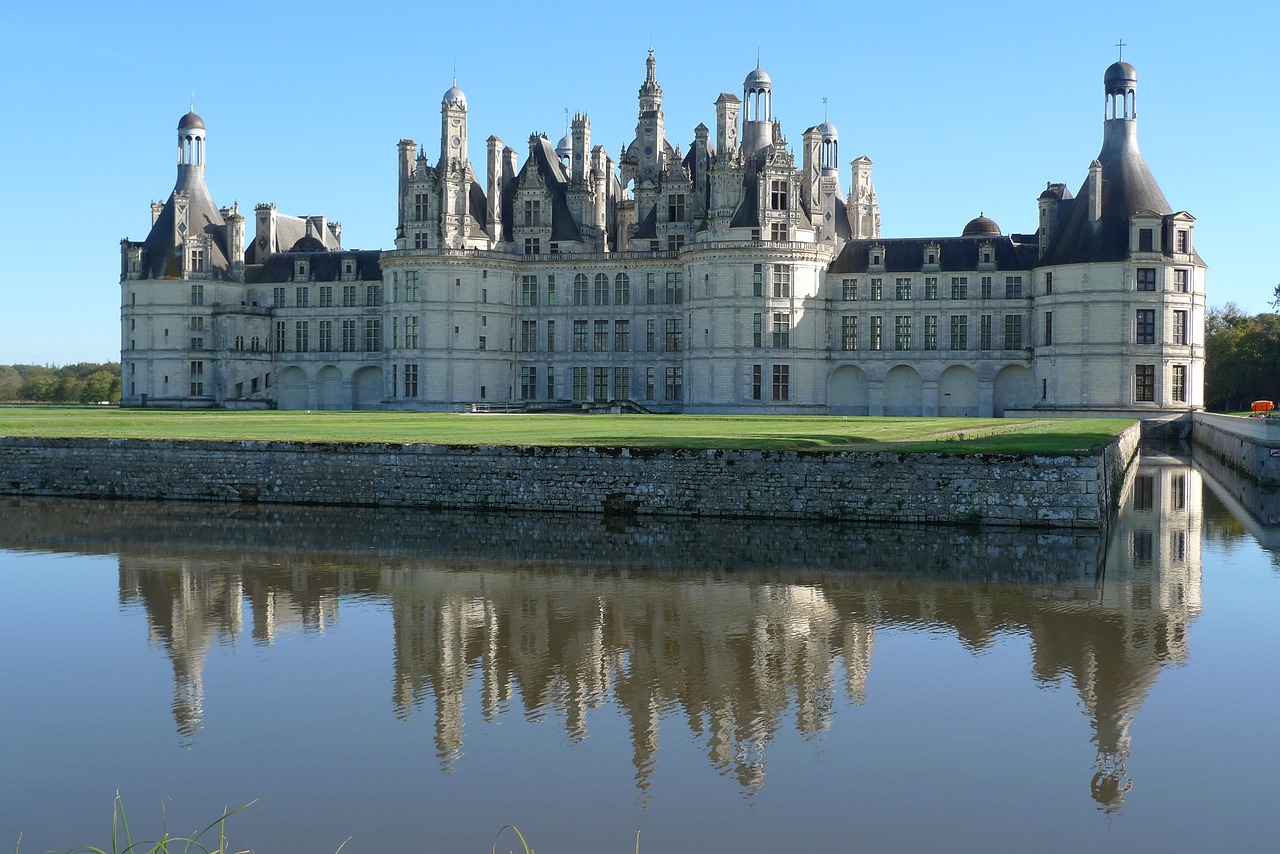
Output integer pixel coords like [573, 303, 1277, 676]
[1192, 412, 1280, 487]
[0, 423, 1141, 529]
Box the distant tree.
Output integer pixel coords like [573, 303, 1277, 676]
[0, 362, 121, 403]
[1205, 304, 1280, 411]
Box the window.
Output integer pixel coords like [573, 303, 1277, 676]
[365, 318, 381, 351]
[923, 315, 938, 351]
[664, 366, 683, 401]
[1003, 315, 1023, 350]
[273, 287, 286, 307]
[950, 277, 968, 300]
[841, 278, 858, 300]
[524, 238, 540, 255]
[275, 321, 287, 352]
[1135, 309, 1156, 344]
[546, 366, 556, 400]
[1172, 364, 1187, 402]
[572, 367, 589, 401]
[769, 180, 788, 210]
[342, 285, 357, 307]
[524, 199, 541, 227]
[1173, 310, 1188, 345]
[869, 278, 883, 300]
[404, 364, 419, 398]
[870, 316, 883, 350]
[295, 321, 309, 353]
[923, 278, 938, 300]
[950, 315, 968, 350]
[665, 272, 683, 304]
[615, 273, 630, 305]
[1176, 229, 1189, 253]
[895, 316, 911, 350]
[668, 193, 685, 222]
[414, 193, 428, 221]
[772, 364, 789, 401]
[190, 316, 205, 331]
[319, 285, 334, 307]
[769, 223, 788, 242]
[296, 286, 310, 308]
[594, 320, 609, 351]
[190, 248, 204, 272]
[1004, 276, 1023, 299]
[1136, 268, 1157, 291]
[1138, 228, 1154, 252]
[896, 278, 913, 300]
[594, 273, 610, 306]
[189, 337, 204, 350]
[753, 265, 763, 298]
[547, 275, 556, 305]
[772, 312, 790, 348]
[521, 275, 538, 306]
[752, 313, 762, 348]
[645, 367, 655, 401]
[414, 232, 428, 250]
[752, 364, 762, 400]
[366, 284, 382, 306]
[980, 276, 992, 300]
[614, 319, 630, 352]
[546, 319, 555, 351]
[593, 367, 609, 403]
[772, 266, 791, 299]
[665, 317, 682, 352]
[342, 320, 357, 352]
[478, 335, 486, 350]
[980, 315, 993, 350]
[614, 367, 631, 400]
[319, 320, 333, 352]
[573, 320, 588, 351]
[573, 274, 589, 305]
[521, 320, 537, 352]
[1044, 311, 1053, 346]
[190, 284, 204, 306]
[1174, 269, 1189, 293]
[1135, 364, 1155, 402]
[646, 272, 656, 304]
[1044, 272, 1052, 296]
[646, 318, 656, 351]
[841, 316, 857, 351]
[189, 361, 204, 396]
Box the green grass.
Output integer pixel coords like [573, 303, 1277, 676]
[0, 407, 1133, 454]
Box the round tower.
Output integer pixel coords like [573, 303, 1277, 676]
[176, 110, 205, 188]
[742, 63, 773, 157]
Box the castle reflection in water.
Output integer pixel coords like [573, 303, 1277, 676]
[0, 454, 1205, 811]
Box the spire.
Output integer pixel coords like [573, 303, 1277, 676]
[638, 49, 663, 114]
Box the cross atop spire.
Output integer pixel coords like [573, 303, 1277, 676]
[1116, 39, 1126, 60]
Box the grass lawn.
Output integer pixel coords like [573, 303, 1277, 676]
[0, 407, 1134, 454]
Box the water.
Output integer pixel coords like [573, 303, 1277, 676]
[1, 451, 1277, 853]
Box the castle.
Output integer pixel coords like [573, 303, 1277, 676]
[120, 53, 1205, 415]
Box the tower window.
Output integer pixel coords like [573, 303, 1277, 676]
[668, 194, 685, 222]
[769, 180, 788, 211]
[1138, 228, 1154, 252]
[1136, 268, 1157, 291]
[524, 200, 541, 227]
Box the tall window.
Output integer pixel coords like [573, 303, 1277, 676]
[772, 266, 791, 298]
[546, 366, 556, 400]
[319, 285, 334, 307]
[923, 315, 938, 351]
[1138, 228, 1154, 252]
[614, 320, 630, 352]
[1176, 229, 1189, 253]
[769, 180, 788, 210]
[895, 316, 911, 350]
[664, 366, 683, 401]
[645, 367, 655, 401]
[366, 284, 382, 306]
[1044, 272, 1053, 296]
[1172, 364, 1187, 402]
[521, 320, 537, 352]
[593, 367, 609, 403]
[365, 318, 381, 351]
[772, 365, 790, 401]
[547, 275, 556, 305]
[841, 278, 858, 300]
[950, 315, 968, 350]
[404, 272, 419, 302]
[573, 274, 589, 305]
[190, 248, 204, 273]
[1173, 310, 1188, 345]
[546, 319, 555, 352]
[1004, 276, 1023, 298]
[923, 277, 938, 300]
[524, 199, 541, 227]
[1135, 309, 1156, 344]
[665, 317, 682, 352]
[273, 287, 287, 307]
[573, 320, 588, 351]
[1043, 311, 1053, 346]
[1136, 268, 1156, 291]
[752, 364, 762, 400]
[614, 367, 631, 400]
[665, 272, 683, 304]
[870, 316, 883, 350]
[1135, 364, 1155, 402]
[295, 321, 309, 353]
[594, 273, 610, 306]
[342, 320, 357, 352]
[319, 320, 333, 352]
[668, 193, 686, 222]
[342, 285, 357, 307]
[400, 316, 416, 349]
[896, 278, 913, 300]
[950, 277, 968, 299]
[521, 275, 538, 306]
[615, 273, 631, 305]
[189, 361, 204, 396]
[1174, 269, 1189, 293]
[572, 367, 589, 401]
[594, 320, 609, 351]
[980, 315, 993, 350]
[841, 316, 857, 351]
[869, 278, 883, 300]
[752, 313, 762, 348]
[404, 364, 419, 398]
[980, 276, 992, 300]
[274, 321, 287, 352]
[771, 312, 790, 348]
[414, 193, 428, 220]
[1003, 315, 1023, 350]
[190, 284, 204, 306]
[753, 265, 763, 297]
[646, 272, 656, 304]
[296, 286, 310, 308]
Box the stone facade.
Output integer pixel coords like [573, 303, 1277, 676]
[0, 423, 1140, 528]
[120, 56, 1204, 416]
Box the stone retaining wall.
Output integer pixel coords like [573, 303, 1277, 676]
[0, 424, 1141, 529]
[1191, 412, 1280, 487]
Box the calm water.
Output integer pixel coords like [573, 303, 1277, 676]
[1, 451, 1278, 853]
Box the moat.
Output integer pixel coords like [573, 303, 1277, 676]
[1, 449, 1276, 853]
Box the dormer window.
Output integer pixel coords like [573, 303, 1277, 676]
[190, 248, 205, 273]
[296, 260, 309, 278]
[769, 180, 788, 211]
[344, 260, 354, 276]
[524, 199, 541, 227]
[1138, 228, 1154, 252]
[1176, 229, 1189, 253]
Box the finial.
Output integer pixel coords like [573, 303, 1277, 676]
[564, 107, 569, 134]
[1116, 39, 1126, 60]
[189, 90, 195, 112]
[823, 96, 828, 122]
[452, 58, 457, 86]
[757, 45, 761, 68]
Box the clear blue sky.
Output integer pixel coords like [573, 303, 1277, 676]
[2, 0, 1275, 365]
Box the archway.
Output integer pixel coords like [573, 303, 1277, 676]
[938, 365, 979, 417]
[352, 366, 384, 410]
[883, 365, 922, 416]
[278, 366, 308, 410]
[828, 365, 869, 415]
[317, 366, 343, 410]
[993, 365, 1034, 416]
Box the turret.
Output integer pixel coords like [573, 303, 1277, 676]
[742, 63, 773, 159]
[635, 50, 666, 180]
[176, 110, 206, 190]
[440, 82, 468, 169]
[715, 93, 740, 156]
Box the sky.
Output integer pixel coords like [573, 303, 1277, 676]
[2, 0, 1276, 365]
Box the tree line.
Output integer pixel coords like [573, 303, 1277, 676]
[0, 363, 121, 404]
[1205, 304, 1280, 412]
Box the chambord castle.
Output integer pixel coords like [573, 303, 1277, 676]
[120, 52, 1205, 415]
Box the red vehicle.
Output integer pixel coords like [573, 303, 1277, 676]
[1250, 400, 1274, 417]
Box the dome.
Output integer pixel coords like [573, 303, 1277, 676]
[1104, 60, 1137, 91]
[816, 120, 839, 141]
[442, 84, 467, 107]
[961, 213, 1001, 238]
[290, 235, 328, 253]
[744, 65, 772, 91]
[555, 134, 572, 160]
[178, 110, 205, 130]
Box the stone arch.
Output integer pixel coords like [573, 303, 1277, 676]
[317, 366, 343, 410]
[883, 365, 923, 416]
[993, 365, 1034, 416]
[827, 365, 869, 415]
[938, 365, 979, 417]
[277, 366, 308, 410]
[352, 366, 384, 410]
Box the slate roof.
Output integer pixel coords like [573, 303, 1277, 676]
[138, 177, 231, 280]
[517, 136, 583, 243]
[829, 235, 1040, 275]
[245, 249, 383, 284]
